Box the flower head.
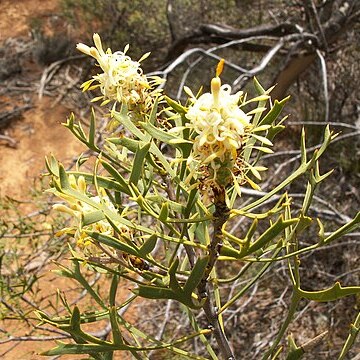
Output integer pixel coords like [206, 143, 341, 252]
[77, 33, 163, 113]
[185, 64, 251, 188]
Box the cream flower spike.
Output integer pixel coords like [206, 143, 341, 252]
[183, 58, 255, 188]
[186, 59, 251, 167]
[77, 33, 164, 112]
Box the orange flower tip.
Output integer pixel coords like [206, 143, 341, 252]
[216, 58, 225, 77]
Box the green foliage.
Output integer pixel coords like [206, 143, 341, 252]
[34, 34, 360, 359]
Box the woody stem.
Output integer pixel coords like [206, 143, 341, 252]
[197, 186, 234, 359]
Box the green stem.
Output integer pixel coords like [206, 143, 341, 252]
[338, 310, 360, 360]
[219, 245, 283, 314]
[262, 291, 301, 360]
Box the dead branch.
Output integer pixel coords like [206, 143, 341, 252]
[271, 0, 360, 100]
[164, 22, 301, 64]
[38, 55, 85, 99]
[163, 0, 359, 103]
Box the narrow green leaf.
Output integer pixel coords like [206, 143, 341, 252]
[313, 161, 334, 183]
[45, 155, 60, 176]
[338, 311, 360, 360]
[165, 96, 187, 115]
[59, 164, 70, 189]
[248, 165, 262, 180]
[52, 269, 74, 278]
[244, 175, 261, 191]
[72, 260, 107, 308]
[240, 160, 311, 212]
[148, 96, 159, 125]
[87, 231, 140, 257]
[146, 195, 184, 213]
[139, 234, 157, 256]
[88, 108, 96, 147]
[313, 125, 335, 161]
[109, 274, 119, 307]
[300, 128, 307, 164]
[112, 106, 145, 139]
[247, 107, 267, 115]
[100, 160, 130, 194]
[41, 342, 123, 355]
[286, 335, 304, 360]
[297, 282, 360, 302]
[267, 123, 285, 141]
[244, 216, 298, 255]
[169, 258, 182, 293]
[70, 306, 81, 331]
[251, 146, 274, 154]
[253, 77, 266, 95]
[158, 202, 169, 222]
[251, 133, 273, 146]
[302, 181, 313, 215]
[259, 96, 290, 126]
[220, 245, 241, 258]
[107, 137, 139, 152]
[183, 256, 209, 295]
[140, 121, 178, 144]
[109, 306, 123, 345]
[252, 124, 271, 132]
[134, 285, 178, 301]
[129, 142, 151, 185]
[82, 210, 104, 226]
[68, 171, 125, 193]
[324, 211, 360, 244]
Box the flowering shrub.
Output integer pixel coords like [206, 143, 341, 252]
[36, 34, 360, 359]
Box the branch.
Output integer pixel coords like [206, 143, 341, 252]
[164, 22, 301, 64]
[272, 0, 360, 100]
[197, 187, 234, 359]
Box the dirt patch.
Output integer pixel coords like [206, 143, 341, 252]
[0, 0, 79, 200]
[0, 97, 85, 199]
[0, 2, 113, 359]
[0, 0, 59, 41]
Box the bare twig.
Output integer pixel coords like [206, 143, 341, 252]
[316, 49, 329, 122]
[38, 55, 85, 99]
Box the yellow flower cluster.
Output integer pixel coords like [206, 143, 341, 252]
[77, 33, 163, 112]
[52, 175, 131, 256]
